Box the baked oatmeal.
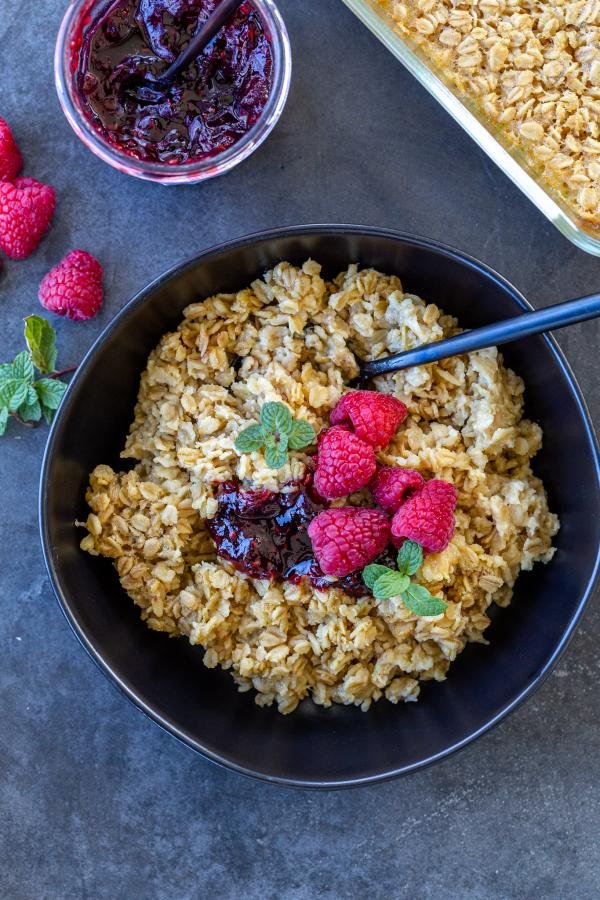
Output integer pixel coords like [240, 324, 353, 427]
[372, 0, 600, 228]
[80, 261, 559, 713]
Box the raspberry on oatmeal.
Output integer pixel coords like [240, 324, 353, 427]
[391, 479, 458, 553]
[308, 507, 392, 577]
[330, 389, 407, 448]
[314, 425, 377, 499]
[370, 466, 425, 512]
[80, 260, 559, 714]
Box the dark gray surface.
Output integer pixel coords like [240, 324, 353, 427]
[1, 1, 600, 897]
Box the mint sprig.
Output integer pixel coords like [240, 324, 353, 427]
[0, 316, 75, 436]
[235, 401, 316, 469]
[363, 539, 447, 618]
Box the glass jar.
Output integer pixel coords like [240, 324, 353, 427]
[55, 0, 292, 184]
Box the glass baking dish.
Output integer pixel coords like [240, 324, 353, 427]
[341, 0, 600, 257]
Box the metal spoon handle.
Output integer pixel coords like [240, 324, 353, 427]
[362, 292, 600, 378]
[158, 0, 244, 85]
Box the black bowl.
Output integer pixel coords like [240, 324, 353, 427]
[40, 225, 600, 788]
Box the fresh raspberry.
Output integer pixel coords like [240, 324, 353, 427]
[39, 250, 103, 321]
[391, 479, 457, 553]
[0, 177, 55, 259]
[313, 425, 376, 500]
[308, 507, 391, 577]
[330, 390, 408, 449]
[371, 466, 424, 512]
[0, 118, 22, 182]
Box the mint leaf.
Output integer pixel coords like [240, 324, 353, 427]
[235, 424, 266, 454]
[264, 432, 289, 469]
[35, 378, 67, 411]
[23, 385, 38, 407]
[264, 443, 289, 469]
[0, 381, 12, 407]
[0, 407, 8, 436]
[402, 583, 447, 617]
[12, 350, 34, 384]
[363, 564, 393, 590]
[396, 540, 423, 577]
[2, 380, 28, 413]
[0, 379, 16, 407]
[41, 404, 55, 426]
[261, 402, 292, 436]
[288, 419, 316, 450]
[373, 571, 411, 599]
[24, 315, 57, 374]
[0, 363, 14, 386]
[19, 397, 42, 423]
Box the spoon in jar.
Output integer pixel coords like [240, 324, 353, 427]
[155, 0, 245, 87]
[359, 291, 600, 380]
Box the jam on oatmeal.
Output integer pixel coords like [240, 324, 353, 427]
[205, 476, 400, 598]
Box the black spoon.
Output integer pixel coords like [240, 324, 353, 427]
[155, 0, 245, 86]
[360, 292, 600, 379]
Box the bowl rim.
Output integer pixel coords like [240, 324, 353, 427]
[39, 224, 600, 789]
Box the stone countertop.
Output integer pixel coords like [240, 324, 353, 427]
[2, 1, 599, 897]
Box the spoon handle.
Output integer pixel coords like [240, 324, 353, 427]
[362, 292, 600, 378]
[158, 0, 243, 85]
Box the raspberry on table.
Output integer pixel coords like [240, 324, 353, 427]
[391, 479, 457, 553]
[308, 507, 391, 577]
[0, 177, 55, 259]
[330, 390, 408, 449]
[313, 425, 377, 500]
[371, 466, 424, 512]
[0, 118, 22, 182]
[39, 250, 103, 321]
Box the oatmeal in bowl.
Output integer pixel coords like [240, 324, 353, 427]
[80, 259, 559, 714]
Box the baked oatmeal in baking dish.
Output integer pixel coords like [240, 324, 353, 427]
[80, 260, 558, 713]
[373, 0, 600, 228]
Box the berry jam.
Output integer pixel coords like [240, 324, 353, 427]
[206, 479, 397, 598]
[74, 0, 273, 164]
